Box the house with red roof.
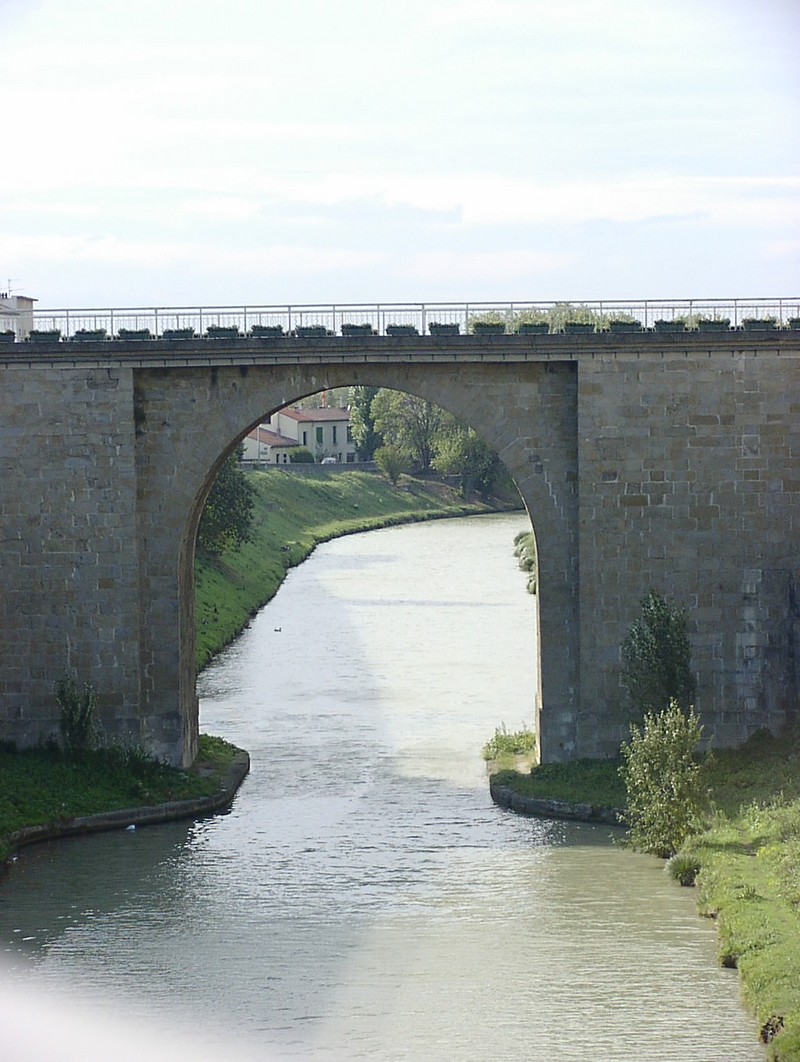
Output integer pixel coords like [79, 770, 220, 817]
[242, 405, 357, 465]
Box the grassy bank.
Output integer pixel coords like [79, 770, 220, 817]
[491, 728, 800, 1059]
[0, 734, 239, 864]
[195, 468, 506, 668]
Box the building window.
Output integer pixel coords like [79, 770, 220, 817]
[302, 431, 308, 446]
[332, 425, 338, 444]
[275, 453, 280, 463]
[316, 426, 323, 446]
[283, 453, 288, 463]
[346, 452, 355, 463]
[347, 426, 353, 443]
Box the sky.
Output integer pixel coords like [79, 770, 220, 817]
[1, 0, 798, 310]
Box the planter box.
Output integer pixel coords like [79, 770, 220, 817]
[564, 322, 595, 334]
[429, 322, 460, 336]
[294, 325, 330, 338]
[205, 326, 241, 338]
[742, 319, 777, 331]
[117, 328, 152, 341]
[27, 330, 61, 342]
[517, 322, 549, 334]
[608, 320, 642, 333]
[654, 320, 686, 333]
[341, 323, 376, 336]
[788, 319, 800, 330]
[162, 328, 195, 339]
[250, 324, 284, 337]
[0, 331, 15, 344]
[697, 319, 730, 332]
[72, 329, 107, 342]
[472, 322, 506, 335]
[386, 324, 419, 336]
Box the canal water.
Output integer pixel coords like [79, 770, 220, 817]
[0, 514, 762, 1060]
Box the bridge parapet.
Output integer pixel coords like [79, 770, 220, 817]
[17, 296, 800, 342]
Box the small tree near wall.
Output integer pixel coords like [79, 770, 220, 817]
[621, 590, 695, 721]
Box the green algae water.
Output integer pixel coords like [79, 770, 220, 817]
[0, 514, 762, 1060]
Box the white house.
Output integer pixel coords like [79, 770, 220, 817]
[0, 294, 36, 339]
[242, 406, 358, 465]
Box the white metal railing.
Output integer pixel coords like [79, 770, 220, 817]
[24, 297, 800, 339]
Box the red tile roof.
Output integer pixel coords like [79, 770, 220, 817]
[279, 406, 350, 423]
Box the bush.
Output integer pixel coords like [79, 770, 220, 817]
[482, 723, 535, 761]
[621, 590, 695, 720]
[55, 673, 97, 756]
[667, 851, 701, 886]
[289, 447, 315, 463]
[619, 700, 705, 857]
[374, 444, 410, 485]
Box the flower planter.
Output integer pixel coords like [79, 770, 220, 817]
[697, 319, 730, 332]
[742, 318, 777, 332]
[294, 325, 330, 338]
[472, 322, 506, 335]
[341, 323, 376, 336]
[250, 324, 285, 337]
[608, 320, 642, 333]
[205, 326, 241, 339]
[0, 331, 15, 344]
[429, 322, 460, 336]
[788, 318, 800, 331]
[117, 328, 152, 341]
[516, 322, 549, 334]
[27, 330, 61, 343]
[72, 329, 107, 342]
[162, 328, 195, 339]
[386, 324, 419, 336]
[564, 322, 595, 334]
[654, 320, 686, 333]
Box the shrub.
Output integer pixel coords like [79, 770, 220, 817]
[621, 590, 695, 720]
[619, 700, 705, 857]
[289, 447, 315, 463]
[55, 673, 97, 756]
[667, 851, 701, 886]
[374, 444, 410, 485]
[482, 723, 535, 761]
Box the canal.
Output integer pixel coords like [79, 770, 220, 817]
[0, 514, 761, 1060]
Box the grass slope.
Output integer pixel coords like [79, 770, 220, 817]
[491, 728, 800, 1059]
[195, 469, 502, 668]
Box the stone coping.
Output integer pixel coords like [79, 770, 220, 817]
[489, 775, 624, 826]
[4, 750, 250, 859]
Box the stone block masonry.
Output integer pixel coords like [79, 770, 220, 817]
[0, 331, 797, 765]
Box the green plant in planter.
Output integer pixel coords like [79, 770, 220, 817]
[788, 318, 800, 330]
[72, 328, 108, 342]
[162, 327, 195, 339]
[27, 329, 61, 342]
[469, 311, 506, 335]
[0, 330, 15, 343]
[696, 316, 730, 332]
[742, 317, 777, 331]
[386, 323, 419, 336]
[608, 316, 643, 333]
[250, 324, 284, 337]
[341, 322, 376, 336]
[564, 321, 595, 333]
[429, 322, 460, 336]
[654, 319, 686, 333]
[117, 327, 152, 340]
[294, 324, 330, 338]
[205, 325, 241, 338]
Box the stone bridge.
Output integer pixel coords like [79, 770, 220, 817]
[1, 328, 798, 766]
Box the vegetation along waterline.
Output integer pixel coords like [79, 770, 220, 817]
[489, 725, 800, 1059]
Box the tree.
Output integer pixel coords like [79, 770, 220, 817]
[198, 450, 255, 555]
[621, 590, 695, 720]
[371, 390, 443, 473]
[619, 700, 705, 857]
[289, 447, 315, 463]
[433, 421, 499, 497]
[374, 444, 410, 485]
[348, 385, 383, 460]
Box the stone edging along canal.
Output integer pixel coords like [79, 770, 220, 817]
[489, 775, 624, 826]
[4, 750, 251, 861]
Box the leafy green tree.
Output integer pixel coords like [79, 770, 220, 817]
[198, 449, 255, 555]
[621, 590, 695, 720]
[371, 390, 443, 473]
[348, 385, 383, 460]
[619, 700, 705, 857]
[433, 421, 499, 497]
[55, 673, 97, 756]
[374, 444, 410, 485]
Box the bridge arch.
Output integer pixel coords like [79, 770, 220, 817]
[134, 360, 580, 766]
